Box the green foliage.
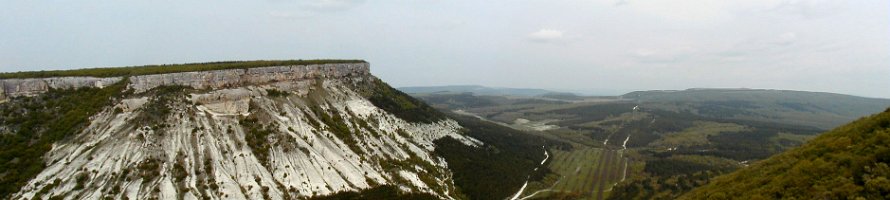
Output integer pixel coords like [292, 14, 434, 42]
[434, 114, 567, 200]
[0, 59, 365, 79]
[239, 116, 276, 168]
[608, 170, 722, 200]
[644, 159, 727, 177]
[365, 79, 444, 123]
[307, 103, 362, 154]
[133, 85, 190, 126]
[137, 158, 161, 183]
[682, 108, 890, 199]
[0, 78, 127, 198]
[307, 185, 438, 200]
[73, 172, 89, 190]
[265, 89, 289, 97]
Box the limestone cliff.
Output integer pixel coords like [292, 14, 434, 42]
[0, 63, 369, 101]
[0, 62, 484, 200]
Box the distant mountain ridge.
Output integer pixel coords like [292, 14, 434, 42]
[620, 88, 890, 129]
[398, 85, 558, 96]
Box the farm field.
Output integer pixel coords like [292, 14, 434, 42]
[517, 147, 627, 200]
[408, 89, 889, 199]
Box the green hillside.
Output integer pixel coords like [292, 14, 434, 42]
[681, 108, 890, 199]
[0, 59, 365, 79]
[622, 89, 890, 129]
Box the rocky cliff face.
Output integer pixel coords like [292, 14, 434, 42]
[0, 63, 369, 102]
[2, 62, 484, 200]
[126, 63, 370, 93]
[0, 77, 123, 101]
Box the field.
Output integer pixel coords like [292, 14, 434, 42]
[407, 90, 889, 199]
[511, 146, 627, 200]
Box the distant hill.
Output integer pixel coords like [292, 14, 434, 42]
[681, 108, 890, 199]
[398, 85, 557, 96]
[535, 92, 585, 101]
[621, 88, 890, 129]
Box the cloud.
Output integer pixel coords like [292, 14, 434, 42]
[527, 29, 564, 43]
[303, 0, 365, 12]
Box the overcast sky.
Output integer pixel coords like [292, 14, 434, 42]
[1, 0, 887, 98]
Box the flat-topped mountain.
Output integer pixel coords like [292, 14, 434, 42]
[0, 60, 555, 200]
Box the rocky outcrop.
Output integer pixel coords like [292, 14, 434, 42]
[12, 77, 481, 200]
[0, 77, 123, 101]
[0, 62, 369, 101]
[127, 63, 370, 93]
[1, 61, 489, 199]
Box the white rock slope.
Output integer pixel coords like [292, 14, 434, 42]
[9, 64, 481, 200]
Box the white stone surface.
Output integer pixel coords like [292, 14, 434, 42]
[12, 75, 479, 200]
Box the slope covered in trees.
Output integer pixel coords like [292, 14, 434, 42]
[682, 108, 890, 199]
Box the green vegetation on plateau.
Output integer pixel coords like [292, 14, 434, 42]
[365, 79, 445, 123]
[0, 59, 365, 79]
[682, 108, 890, 200]
[0, 79, 128, 198]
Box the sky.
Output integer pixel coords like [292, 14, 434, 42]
[1, 0, 888, 98]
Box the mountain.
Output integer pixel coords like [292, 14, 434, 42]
[398, 85, 557, 97]
[681, 108, 890, 199]
[0, 61, 554, 200]
[621, 88, 890, 129]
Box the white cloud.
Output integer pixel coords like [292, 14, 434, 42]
[528, 29, 564, 42]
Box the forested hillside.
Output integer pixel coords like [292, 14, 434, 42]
[682, 108, 890, 199]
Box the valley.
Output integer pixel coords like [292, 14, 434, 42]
[0, 61, 887, 200]
[408, 88, 890, 199]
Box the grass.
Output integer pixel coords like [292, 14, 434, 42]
[0, 59, 366, 79]
[649, 121, 748, 148]
[521, 147, 627, 200]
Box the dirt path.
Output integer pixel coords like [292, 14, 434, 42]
[509, 147, 550, 200]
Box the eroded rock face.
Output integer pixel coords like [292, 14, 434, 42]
[0, 63, 370, 101]
[0, 77, 123, 100]
[127, 63, 370, 93]
[9, 69, 481, 200]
